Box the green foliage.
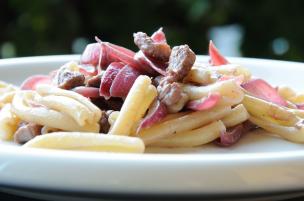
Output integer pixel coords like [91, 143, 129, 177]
[0, 0, 304, 61]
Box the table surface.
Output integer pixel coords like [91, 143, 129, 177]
[1, 191, 304, 201]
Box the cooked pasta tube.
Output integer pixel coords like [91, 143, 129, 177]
[139, 106, 231, 145]
[290, 109, 304, 118]
[209, 64, 251, 82]
[249, 116, 304, 143]
[130, 85, 157, 134]
[0, 91, 16, 109]
[36, 84, 101, 123]
[150, 120, 226, 148]
[23, 132, 145, 153]
[161, 111, 190, 122]
[11, 91, 99, 132]
[0, 81, 18, 96]
[289, 95, 304, 104]
[182, 79, 244, 106]
[242, 95, 299, 126]
[277, 86, 304, 105]
[277, 86, 296, 101]
[221, 104, 249, 127]
[41, 126, 61, 134]
[0, 104, 20, 141]
[109, 75, 156, 135]
[108, 111, 120, 126]
[36, 95, 94, 126]
[184, 67, 216, 85]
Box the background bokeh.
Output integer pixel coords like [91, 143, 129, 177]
[1, 0, 304, 61]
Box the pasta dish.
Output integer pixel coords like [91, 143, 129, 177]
[0, 28, 303, 153]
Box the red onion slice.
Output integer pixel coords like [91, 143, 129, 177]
[72, 87, 100, 98]
[110, 65, 141, 98]
[187, 93, 221, 111]
[20, 75, 52, 90]
[137, 100, 167, 131]
[79, 64, 98, 76]
[297, 104, 304, 110]
[134, 51, 166, 76]
[80, 43, 101, 66]
[99, 62, 125, 99]
[215, 121, 256, 147]
[151, 27, 167, 43]
[241, 78, 288, 107]
[209, 41, 229, 66]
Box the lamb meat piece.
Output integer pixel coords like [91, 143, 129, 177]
[157, 82, 184, 106]
[14, 122, 42, 144]
[99, 111, 112, 133]
[152, 75, 164, 87]
[56, 71, 85, 90]
[133, 32, 171, 62]
[87, 74, 102, 87]
[156, 45, 195, 112]
[166, 45, 196, 82]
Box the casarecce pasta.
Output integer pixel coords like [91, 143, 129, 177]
[0, 28, 303, 153]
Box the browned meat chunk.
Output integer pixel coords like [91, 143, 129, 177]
[152, 75, 164, 87]
[14, 122, 42, 144]
[158, 82, 183, 106]
[56, 71, 85, 90]
[166, 45, 196, 82]
[156, 45, 195, 112]
[87, 74, 101, 87]
[99, 111, 112, 133]
[133, 32, 171, 62]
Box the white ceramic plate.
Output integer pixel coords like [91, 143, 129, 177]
[1, 55, 304, 200]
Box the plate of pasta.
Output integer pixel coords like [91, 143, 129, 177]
[1, 28, 304, 200]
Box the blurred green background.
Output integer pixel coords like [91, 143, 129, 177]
[1, 0, 303, 61]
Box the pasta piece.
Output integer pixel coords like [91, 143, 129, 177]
[0, 91, 16, 109]
[41, 126, 61, 134]
[131, 85, 157, 134]
[160, 111, 190, 122]
[242, 95, 299, 126]
[221, 104, 249, 127]
[289, 95, 304, 104]
[210, 64, 251, 82]
[23, 132, 145, 153]
[250, 116, 304, 143]
[290, 109, 304, 118]
[36, 84, 101, 123]
[277, 86, 296, 101]
[36, 95, 94, 126]
[182, 79, 244, 106]
[139, 106, 231, 145]
[0, 81, 18, 96]
[277, 86, 304, 104]
[151, 120, 226, 148]
[109, 75, 156, 135]
[184, 67, 216, 85]
[0, 104, 20, 141]
[108, 111, 120, 126]
[11, 91, 99, 132]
